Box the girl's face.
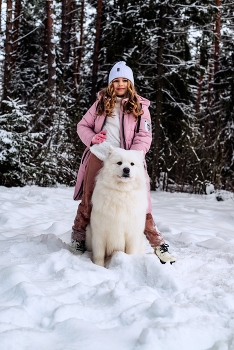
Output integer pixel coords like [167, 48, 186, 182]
[112, 78, 128, 97]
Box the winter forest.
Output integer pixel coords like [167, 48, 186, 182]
[0, 0, 233, 193]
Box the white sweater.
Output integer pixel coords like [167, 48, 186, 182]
[90, 97, 122, 161]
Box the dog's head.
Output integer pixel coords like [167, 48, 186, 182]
[100, 147, 146, 190]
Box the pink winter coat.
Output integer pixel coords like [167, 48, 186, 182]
[73, 94, 152, 200]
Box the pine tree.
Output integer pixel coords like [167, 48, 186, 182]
[90, 0, 103, 103]
[0, 98, 40, 185]
[0, 0, 233, 191]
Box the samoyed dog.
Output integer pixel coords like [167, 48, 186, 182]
[86, 147, 148, 267]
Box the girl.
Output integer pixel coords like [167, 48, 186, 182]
[71, 61, 176, 264]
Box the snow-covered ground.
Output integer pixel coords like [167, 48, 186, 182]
[0, 185, 234, 350]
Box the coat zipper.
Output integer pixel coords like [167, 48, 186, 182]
[122, 112, 126, 149]
[136, 116, 141, 133]
[101, 117, 107, 131]
[74, 180, 83, 200]
[95, 100, 107, 131]
[81, 149, 89, 164]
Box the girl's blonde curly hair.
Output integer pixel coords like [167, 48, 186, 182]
[96, 80, 143, 120]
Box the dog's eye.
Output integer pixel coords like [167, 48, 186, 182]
[117, 161, 122, 165]
[131, 162, 135, 166]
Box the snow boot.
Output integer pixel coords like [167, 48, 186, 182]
[70, 239, 86, 255]
[154, 244, 177, 265]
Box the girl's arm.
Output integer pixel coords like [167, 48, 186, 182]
[77, 102, 98, 147]
[130, 106, 152, 154]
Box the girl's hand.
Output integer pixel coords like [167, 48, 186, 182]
[92, 130, 107, 144]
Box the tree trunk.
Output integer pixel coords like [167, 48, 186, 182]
[150, 5, 167, 190]
[213, 0, 222, 187]
[196, 35, 208, 115]
[42, 16, 47, 63]
[75, 0, 84, 89]
[61, 0, 72, 64]
[72, 0, 84, 96]
[207, 1, 221, 108]
[207, 58, 213, 108]
[214, 0, 221, 103]
[196, 72, 203, 115]
[46, 0, 56, 105]
[12, 0, 21, 68]
[0, 0, 2, 32]
[2, 0, 13, 102]
[90, 0, 102, 104]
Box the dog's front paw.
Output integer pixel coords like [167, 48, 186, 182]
[92, 257, 105, 267]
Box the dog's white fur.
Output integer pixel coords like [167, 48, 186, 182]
[86, 147, 148, 266]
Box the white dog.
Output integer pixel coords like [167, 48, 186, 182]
[86, 147, 148, 267]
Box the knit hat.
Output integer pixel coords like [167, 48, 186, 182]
[108, 61, 134, 85]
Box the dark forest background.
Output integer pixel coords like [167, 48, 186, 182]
[0, 0, 233, 193]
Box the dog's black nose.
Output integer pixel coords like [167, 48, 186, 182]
[123, 167, 130, 174]
[122, 167, 130, 177]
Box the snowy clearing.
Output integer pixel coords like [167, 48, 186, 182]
[0, 186, 234, 350]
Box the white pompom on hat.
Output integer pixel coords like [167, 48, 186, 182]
[108, 61, 134, 85]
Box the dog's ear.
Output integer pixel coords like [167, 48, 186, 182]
[108, 145, 114, 153]
[138, 150, 144, 159]
[105, 145, 115, 159]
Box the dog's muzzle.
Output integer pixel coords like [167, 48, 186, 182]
[122, 167, 130, 178]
